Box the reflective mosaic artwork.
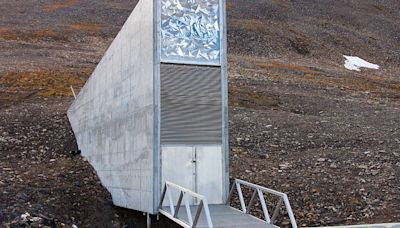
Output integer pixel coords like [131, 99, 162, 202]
[161, 0, 221, 65]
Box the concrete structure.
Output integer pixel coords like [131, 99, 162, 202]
[67, 0, 228, 215]
[67, 1, 396, 227]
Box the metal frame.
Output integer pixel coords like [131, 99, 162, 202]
[155, 0, 230, 212]
[159, 181, 213, 228]
[227, 179, 298, 228]
[220, 0, 229, 205]
[153, 0, 161, 215]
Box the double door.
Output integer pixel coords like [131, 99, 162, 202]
[161, 145, 224, 205]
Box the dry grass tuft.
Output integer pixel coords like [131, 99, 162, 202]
[341, 75, 400, 98]
[226, 2, 235, 10]
[230, 19, 266, 33]
[31, 29, 59, 39]
[0, 69, 89, 97]
[273, 0, 291, 9]
[44, 0, 80, 12]
[0, 27, 66, 41]
[249, 59, 400, 99]
[0, 24, 107, 42]
[256, 62, 318, 75]
[0, 27, 18, 40]
[229, 87, 280, 109]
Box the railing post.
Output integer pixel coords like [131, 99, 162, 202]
[167, 185, 175, 216]
[174, 192, 184, 218]
[246, 189, 257, 214]
[257, 189, 271, 223]
[184, 193, 193, 226]
[271, 197, 283, 223]
[202, 199, 213, 228]
[235, 181, 246, 213]
[283, 194, 297, 228]
[192, 201, 204, 227]
[158, 183, 167, 210]
[226, 181, 236, 205]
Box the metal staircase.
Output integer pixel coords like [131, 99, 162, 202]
[159, 179, 298, 228]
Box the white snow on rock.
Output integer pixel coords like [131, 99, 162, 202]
[343, 55, 380, 71]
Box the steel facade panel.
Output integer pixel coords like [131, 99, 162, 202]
[160, 64, 223, 144]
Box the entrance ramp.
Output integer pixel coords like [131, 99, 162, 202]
[159, 180, 297, 228]
[161, 204, 278, 228]
[315, 224, 400, 228]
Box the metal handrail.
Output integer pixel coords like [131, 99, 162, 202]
[158, 181, 213, 228]
[227, 179, 298, 228]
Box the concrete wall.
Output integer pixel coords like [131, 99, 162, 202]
[67, 0, 155, 213]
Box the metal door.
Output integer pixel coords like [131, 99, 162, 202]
[196, 146, 223, 205]
[161, 146, 195, 205]
[161, 145, 223, 205]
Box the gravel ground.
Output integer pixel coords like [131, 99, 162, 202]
[228, 57, 400, 226]
[1, 0, 399, 227]
[0, 97, 176, 228]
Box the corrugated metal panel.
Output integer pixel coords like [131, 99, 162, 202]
[160, 64, 222, 144]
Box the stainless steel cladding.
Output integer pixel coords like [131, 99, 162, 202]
[160, 64, 222, 144]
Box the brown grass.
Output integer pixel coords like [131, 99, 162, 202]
[69, 23, 105, 33]
[44, 0, 79, 12]
[226, 2, 235, 10]
[0, 27, 18, 40]
[0, 24, 106, 42]
[243, 59, 400, 99]
[341, 75, 400, 98]
[273, 0, 291, 9]
[0, 27, 66, 41]
[0, 69, 89, 97]
[256, 62, 318, 75]
[229, 87, 280, 109]
[231, 54, 400, 99]
[32, 29, 58, 38]
[230, 19, 266, 33]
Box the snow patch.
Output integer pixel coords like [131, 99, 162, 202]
[343, 55, 379, 71]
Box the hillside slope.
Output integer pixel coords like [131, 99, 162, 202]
[228, 0, 400, 64]
[1, 0, 399, 227]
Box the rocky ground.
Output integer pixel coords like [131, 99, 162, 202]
[1, 0, 399, 227]
[228, 55, 400, 226]
[0, 96, 176, 228]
